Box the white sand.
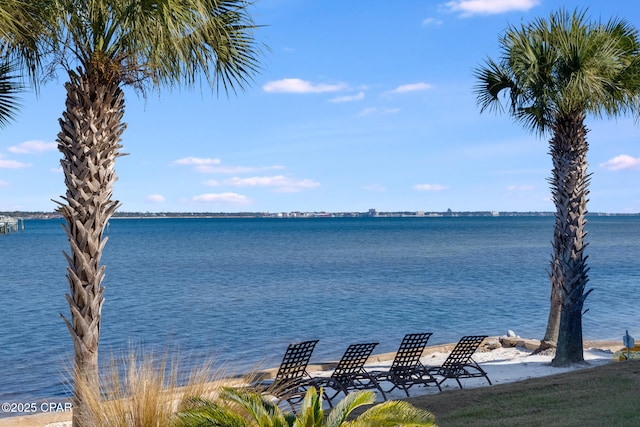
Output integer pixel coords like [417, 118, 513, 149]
[0, 338, 623, 427]
[305, 337, 621, 403]
[359, 343, 617, 400]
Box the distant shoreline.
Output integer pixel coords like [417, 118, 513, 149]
[2, 210, 639, 220]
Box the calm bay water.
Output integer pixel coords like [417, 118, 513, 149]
[0, 215, 639, 405]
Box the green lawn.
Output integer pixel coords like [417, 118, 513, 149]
[405, 360, 640, 427]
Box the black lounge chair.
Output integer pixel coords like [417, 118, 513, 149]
[311, 342, 386, 407]
[426, 335, 492, 388]
[256, 339, 319, 410]
[369, 332, 441, 397]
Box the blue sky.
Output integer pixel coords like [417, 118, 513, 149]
[1, 0, 639, 213]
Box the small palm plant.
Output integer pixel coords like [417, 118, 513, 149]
[176, 386, 437, 427]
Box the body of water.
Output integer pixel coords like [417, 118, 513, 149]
[0, 215, 638, 406]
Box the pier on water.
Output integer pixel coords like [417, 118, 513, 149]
[0, 216, 24, 234]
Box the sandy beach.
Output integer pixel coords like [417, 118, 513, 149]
[0, 336, 625, 427]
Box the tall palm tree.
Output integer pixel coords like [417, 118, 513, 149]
[474, 8, 640, 366]
[3, 1, 262, 425]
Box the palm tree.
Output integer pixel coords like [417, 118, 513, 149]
[2, 1, 262, 425]
[176, 387, 437, 427]
[474, 9, 640, 365]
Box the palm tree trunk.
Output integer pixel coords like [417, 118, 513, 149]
[538, 265, 562, 350]
[56, 70, 125, 426]
[536, 222, 568, 353]
[548, 111, 592, 366]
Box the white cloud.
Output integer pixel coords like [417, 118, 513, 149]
[0, 158, 30, 169]
[196, 165, 249, 174]
[414, 184, 447, 191]
[192, 192, 250, 204]
[146, 194, 166, 202]
[444, 0, 540, 16]
[507, 185, 534, 191]
[227, 176, 283, 187]
[8, 140, 57, 154]
[329, 92, 365, 103]
[600, 154, 640, 171]
[226, 175, 320, 193]
[198, 165, 285, 174]
[175, 157, 285, 175]
[263, 78, 348, 94]
[174, 157, 285, 175]
[389, 83, 432, 94]
[357, 107, 400, 117]
[357, 108, 378, 117]
[173, 157, 221, 166]
[422, 17, 443, 26]
[203, 179, 220, 187]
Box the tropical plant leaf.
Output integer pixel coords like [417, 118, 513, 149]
[293, 386, 324, 427]
[347, 400, 437, 426]
[0, 60, 22, 127]
[176, 396, 249, 427]
[324, 390, 376, 427]
[219, 387, 291, 427]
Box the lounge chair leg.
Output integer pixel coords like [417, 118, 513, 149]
[403, 386, 411, 398]
[322, 391, 334, 408]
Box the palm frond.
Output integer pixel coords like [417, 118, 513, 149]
[352, 400, 437, 427]
[474, 6, 640, 133]
[293, 386, 324, 427]
[189, 0, 264, 95]
[176, 396, 249, 427]
[0, 59, 23, 128]
[473, 57, 516, 114]
[325, 390, 376, 427]
[39, 0, 264, 95]
[219, 387, 290, 427]
[0, 0, 51, 88]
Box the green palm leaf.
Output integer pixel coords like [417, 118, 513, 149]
[293, 386, 324, 427]
[0, 60, 22, 128]
[177, 387, 438, 427]
[47, 0, 264, 94]
[475, 7, 640, 135]
[347, 400, 437, 426]
[220, 387, 292, 427]
[324, 390, 376, 427]
[176, 396, 249, 427]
